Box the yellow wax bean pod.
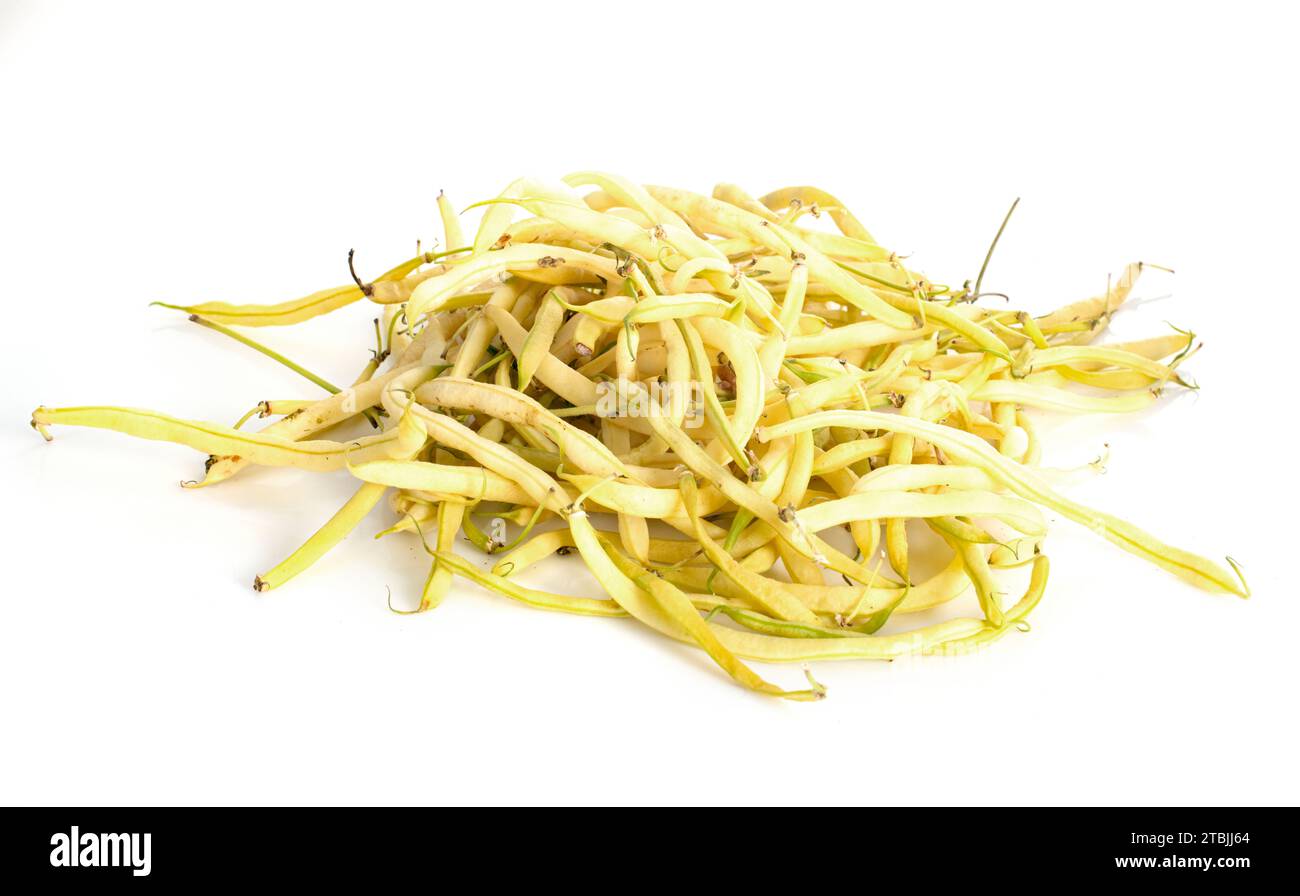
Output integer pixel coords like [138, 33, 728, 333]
[406, 244, 621, 323]
[603, 546, 827, 700]
[971, 380, 1159, 414]
[881, 385, 928, 581]
[787, 319, 929, 356]
[31, 405, 400, 472]
[623, 294, 734, 326]
[406, 404, 572, 514]
[710, 615, 984, 663]
[1036, 261, 1148, 341]
[434, 551, 626, 618]
[154, 253, 435, 327]
[1047, 367, 1161, 391]
[774, 429, 823, 587]
[569, 296, 635, 356]
[517, 290, 566, 391]
[645, 185, 915, 329]
[377, 492, 437, 539]
[662, 551, 975, 619]
[470, 177, 583, 253]
[489, 195, 666, 260]
[1094, 331, 1196, 364]
[484, 305, 600, 407]
[560, 472, 728, 520]
[437, 190, 466, 254]
[810, 438, 892, 475]
[929, 555, 1050, 656]
[677, 319, 751, 473]
[759, 410, 1247, 596]
[348, 459, 533, 505]
[395, 317, 448, 367]
[253, 407, 432, 591]
[759, 186, 878, 244]
[510, 195, 728, 279]
[254, 482, 389, 592]
[668, 256, 733, 293]
[565, 171, 692, 231]
[415, 377, 630, 480]
[680, 475, 822, 624]
[693, 316, 766, 450]
[799, 490, 1048, 537]
[568, 512, 823, 700]
[712, 183, 782, 222]
[417, 499, 466, 611]
[1028, 344, 1194, 387]
[200, 363, 429, 487]
[450, 279, 535, 378]
[776, 254, 809, 341]
[852, 463, 998, 493]
[491, 528, 706, 579]
[787, 229, 895, 263]
[639, 393, 883, 586]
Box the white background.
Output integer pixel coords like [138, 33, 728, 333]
[1, 0, 1295, 806]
